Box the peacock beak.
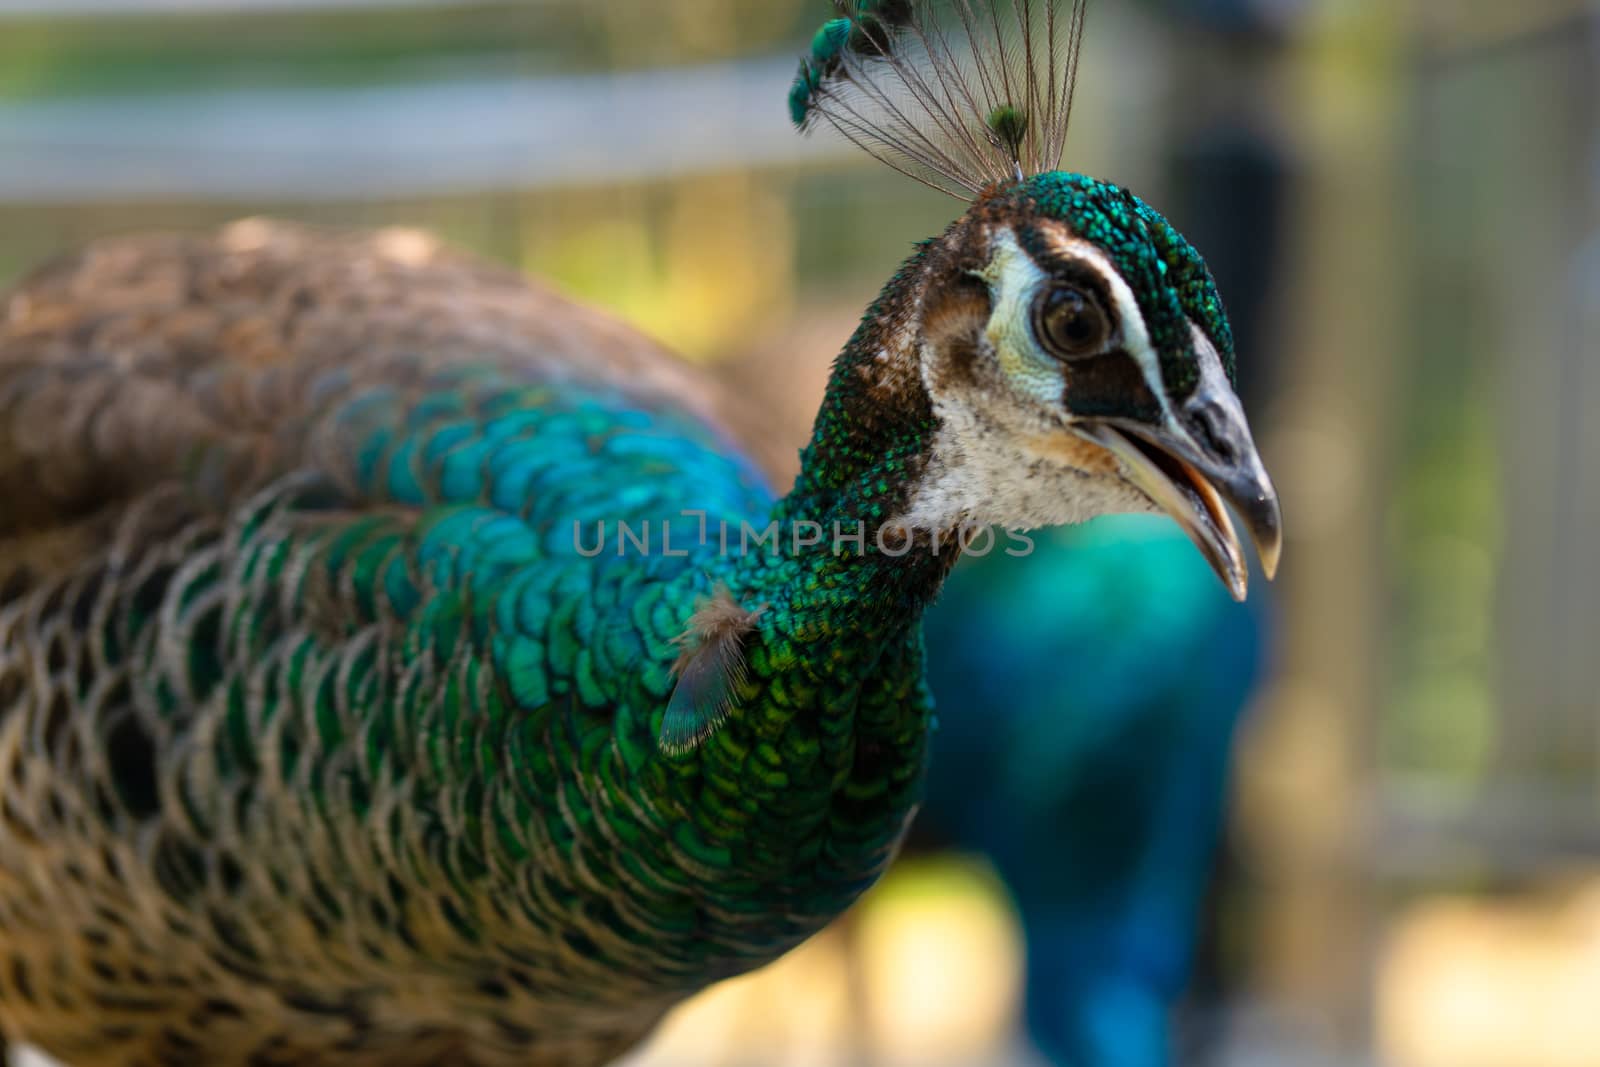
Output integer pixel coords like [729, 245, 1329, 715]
[1074, 383, 1281, 602]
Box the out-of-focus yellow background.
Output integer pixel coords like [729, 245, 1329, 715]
[1, 2, 1597, 1066]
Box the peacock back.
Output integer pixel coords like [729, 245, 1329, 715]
[0, 221, 927, 1066]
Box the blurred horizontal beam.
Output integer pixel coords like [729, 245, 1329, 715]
[0, 0, 499, 15]
[1413, 1, 1596, 68]
[0, 58, 848, 201]
[1375, 780, 1600, 880]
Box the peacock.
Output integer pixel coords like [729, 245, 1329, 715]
[0, 2, 1280, 1065]
[915, 516, 1267, 1066]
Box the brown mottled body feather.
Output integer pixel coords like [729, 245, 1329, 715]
[0, 219, 772, 594]
[0, 220, 766, 1067]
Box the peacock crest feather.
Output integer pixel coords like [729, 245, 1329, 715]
[791, 0, 1090, 197]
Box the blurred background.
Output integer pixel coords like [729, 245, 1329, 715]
[1, 1, 1597, 1066]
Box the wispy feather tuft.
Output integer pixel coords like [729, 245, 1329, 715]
[790, 0, 1091, 199]
[659, 588, 766, 756]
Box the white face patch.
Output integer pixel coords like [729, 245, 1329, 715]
[889, 228, 1164, 533]
[974, 231, 1059, 405]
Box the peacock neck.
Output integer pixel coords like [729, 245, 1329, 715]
[688, 243, 958, 874]
[748, 239, 956, 638]
[779, 244, 936, 523]
[679, 360, 956, 949]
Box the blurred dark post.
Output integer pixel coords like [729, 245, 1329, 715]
[1217, 0, 1402, 1054]
[1485, 8, 1600, 831]
[1572, 74, 1600, 765]
[1154, 1, 1300, 1060]
[1162, 0, 1298, 415]
[1387, 1, 1599, 878]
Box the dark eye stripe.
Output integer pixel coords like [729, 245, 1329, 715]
[1061, 349, 1162, 422]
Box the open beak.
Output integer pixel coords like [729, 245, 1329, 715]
[1074, 390, 1282, 602]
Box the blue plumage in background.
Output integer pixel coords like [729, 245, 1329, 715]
[916, 517, 1269, 1067]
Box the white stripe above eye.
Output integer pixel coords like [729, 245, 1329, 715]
[1189, 319, 1229, 388]
[1031, 234, 1175, 422]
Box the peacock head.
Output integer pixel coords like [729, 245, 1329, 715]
[895, 172, 1281, 600]
[792, 0, 1280, 600]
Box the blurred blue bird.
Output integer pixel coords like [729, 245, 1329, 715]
[916, 516, 1269, 1067]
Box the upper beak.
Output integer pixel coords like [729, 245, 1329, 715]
[1074, 386, 1282, 602]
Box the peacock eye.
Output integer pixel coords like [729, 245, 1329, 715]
[1033, 284, 1112, 361]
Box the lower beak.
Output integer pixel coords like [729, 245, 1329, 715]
[1075, 414, 1282, 602]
